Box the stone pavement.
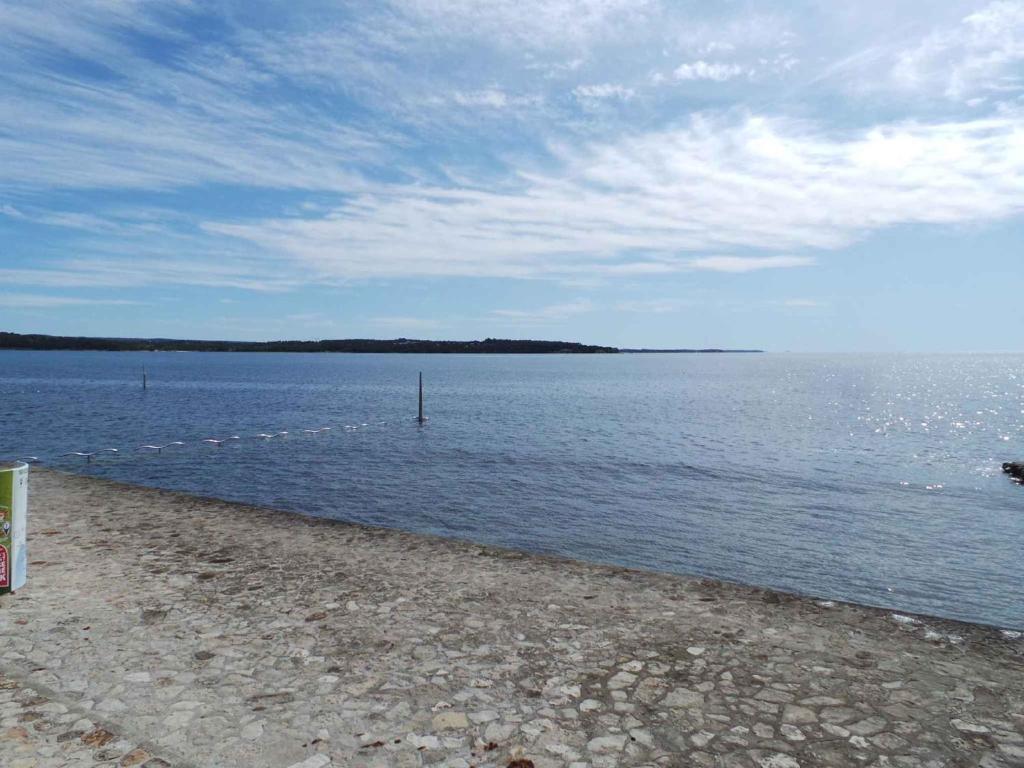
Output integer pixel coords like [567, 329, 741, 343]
[0, 669, 175, 767]
[0, 468, 1022, 768]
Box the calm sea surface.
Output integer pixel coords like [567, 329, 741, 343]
[1, 350, 1021, 628]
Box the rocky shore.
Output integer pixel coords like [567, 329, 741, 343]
[1, 469, 1022, 768]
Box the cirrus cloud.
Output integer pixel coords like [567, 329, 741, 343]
[689, 256, 815, 273]
[204, 110, 1024, 281]
[0, 293, 142, 308]
[3, 0, 1024, 306]
[673, 60, 747, 81]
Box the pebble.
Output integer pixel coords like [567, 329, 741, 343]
[587, 734, 627, 753]
[432, 712, 470, 730]
[951, 719, 991, 735]
[608, 671, 637, 689]
[664, 688, 704, 708]
[285, 757, 331, 768]
[781, 705, 816, 725]
[779, 724, 804, 742]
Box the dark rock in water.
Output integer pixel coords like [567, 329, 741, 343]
[1003, 462, 1024, 483]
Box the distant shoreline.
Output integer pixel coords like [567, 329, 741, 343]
[0, 332, 763, 354]
[620, 348, 764, 353]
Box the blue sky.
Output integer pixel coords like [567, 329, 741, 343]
[1, 0, 1023, 351]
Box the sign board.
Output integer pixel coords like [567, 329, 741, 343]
[0, 461, 28, 593]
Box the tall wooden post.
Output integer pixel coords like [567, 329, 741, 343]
[142, 367, 148, 390]
[417, 371, 424, 423]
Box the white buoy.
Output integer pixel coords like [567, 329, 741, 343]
[138, 442, 184, 454]
[61, 449, 119, 463]
[202, 437, 240, 447]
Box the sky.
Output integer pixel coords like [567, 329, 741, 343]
[1, 0, 1023, 352]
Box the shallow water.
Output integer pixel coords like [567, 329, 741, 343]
[1, 350, 1021, 628]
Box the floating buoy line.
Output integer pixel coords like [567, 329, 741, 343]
[15, 373, 427, 467]
[60, 448, 119, 463]
[26, 420, 397, 467]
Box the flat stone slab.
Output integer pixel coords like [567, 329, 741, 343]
[1, 469, 1023, 768]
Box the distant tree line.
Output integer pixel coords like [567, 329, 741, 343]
[0, 332, 620, 354]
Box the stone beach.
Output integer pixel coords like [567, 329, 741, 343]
[1, 469, 1023, 768]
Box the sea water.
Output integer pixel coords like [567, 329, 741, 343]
[1, 350, 1021, 628]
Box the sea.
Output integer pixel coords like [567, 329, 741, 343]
[1, 350, 1021, 628]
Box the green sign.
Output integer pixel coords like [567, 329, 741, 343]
[0, 462, 28, 594]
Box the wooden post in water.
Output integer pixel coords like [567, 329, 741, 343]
[142, 367, 148, 390]
[417, 371, 425, 424]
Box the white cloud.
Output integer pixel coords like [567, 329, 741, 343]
[491, 299, 595, 322]
[0, 257, 296, 292]
[763, 53, 800, 75]
[872, 1, 1024, 101]
[689, 256, 815, 273]
[205, 111, 1024, 280]
[615, 298, 689, 313]
[4, 0, 1024, 300]
[951, 2, 1024, 97]
[454, 90, 520, 109]
[699, 42, 736, 55]
[0, 293, 141, 308]
[573, 83, 635, 101]
[396, 0, 653, 50]
[673, 60, 746, 82]
[595, 262, 678, 275]
[672, 12, 795, 58]
[0, 72, 376, 193]
[0, 5, 381, 195]
[663, 51, 794, 86]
